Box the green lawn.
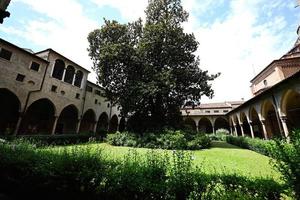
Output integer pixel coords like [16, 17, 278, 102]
[51, 141, 281, 181]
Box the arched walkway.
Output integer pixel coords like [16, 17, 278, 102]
[262, 100, 281, 138]
[56, 105, 78, 134]
[183, 117, 196, 131]
[20, 98, 55, 134]
[198, 118, 213, 133]
[96, 112, 109, 133]
[79, 109, 96, 133]
[249, 107, 264, 138]
[0, 89, 21, 135]
[64, 65, 75, 84]
[240, 112, 251, 137]
[281, 90, 300, 131]
[109, 115, 118, 133]
[214, 117, 230, 131]
[119, 117, 126, 132]
[52, 59, 65, 80]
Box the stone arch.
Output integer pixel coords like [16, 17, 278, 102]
[56, 104, 78, 134]
[52, 59, 65, 80]
[214, 117, 230, 132]
[96, 112, 109, 133]
[261, 100, 281, 138]
[184, 117, 196, 131]
[79, 109, 96, 133]
[0, 89, 21, 135]
[249, 107, 264, 138]
[119, 117, 126, 132]
[74, 70, 83, 88]
[280, 89, 300, 131]
[109, 114, 118, 133]
[64, 65, 75, 84]
[198, 117, 213, 133]
[20, 98, 56, 134]
[240, 112, 251, 137]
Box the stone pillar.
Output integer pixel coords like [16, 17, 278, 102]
[93, 121, 98, 134]
[13, 113, 23, 135]
[212, 126, 215, 134]
[240, 123, 245, 137]
[51, 116, 58, 135]
[234, 125, 238, 136]
[196, 125, 199, 132]
[260, 120, 268, 140]
[248, 121, 255, 138]
[230, 126, 233, 135]
[72, 71, 76, 85]
[62, 68, 66, 81]
[280, 116, 289, 138]
[76, 118, 81, 134]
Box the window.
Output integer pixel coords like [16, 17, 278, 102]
[205, 110, 210, 113]
[95, 89, 101, 96]
[95, 99, 98, 104]
[52, 59, 65, 80]
[86, 85, 93, 92]
[214, 110, 219, 113]
[64, 65, 75, 84]
[30, 62, 40, 71]
[223, 110, 229, 113]
[263, 80, 268, 86]
[0, 48, 12, 60]
[74, 70, 83, 88]
[75, 93, 80, 99]
[16, 74, 25, 82]
[51, 85, 57, 92]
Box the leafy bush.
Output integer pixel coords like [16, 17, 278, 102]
[269, 130, 300, 199]
[0, 139, 285, 199]
[216, 128, 230, 135]
[187, 134, 211, 150]
[106, 131, 137, 147]
[226, 135, 274, 156]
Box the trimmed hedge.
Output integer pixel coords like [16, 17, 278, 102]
[106, 130, 211, 150]
[226, 135, 275, 156]
[0, 139, 285, 200]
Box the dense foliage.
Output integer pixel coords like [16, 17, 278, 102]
[226, 135, 275, 156]
[0, 139, 284, 200]
[87, 0, 219, 132]
[106, 130, 211, 150]
[269, 130, 300, 199]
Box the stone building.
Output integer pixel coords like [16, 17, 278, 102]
[183, 26, 300, 139]
[0, 38, 121, 135]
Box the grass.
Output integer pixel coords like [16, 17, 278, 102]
[48, 140, 281, 181]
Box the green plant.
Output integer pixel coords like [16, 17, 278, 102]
[187, 134, 211, 150]
[270, 130, 300, 199]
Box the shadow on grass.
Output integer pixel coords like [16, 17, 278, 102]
[210, 141, 242, 149]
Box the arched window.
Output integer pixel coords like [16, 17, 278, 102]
[52, 59, 65, 80]
[74, 70, 83, 88]
[64, 65, 75, 84]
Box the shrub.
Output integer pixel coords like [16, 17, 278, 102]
[106, 131, 138, 147]
[226, 135, 274, 156]
[269, 130, 300, 199]
[187, 134, 211, 150]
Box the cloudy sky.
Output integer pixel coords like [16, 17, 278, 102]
[1, 0, 299, 103]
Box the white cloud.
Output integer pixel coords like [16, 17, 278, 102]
[91, 0, 148, 21]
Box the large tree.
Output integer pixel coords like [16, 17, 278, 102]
[88, 0, 219, 132]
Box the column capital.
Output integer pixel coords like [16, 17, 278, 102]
[280, 116, 288, 122]
[260, 119, 266, 125]
[248, 121, 253, 125]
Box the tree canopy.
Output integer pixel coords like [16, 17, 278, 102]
[88, 0, 219, 132]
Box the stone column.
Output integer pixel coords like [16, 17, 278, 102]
[280, 116, 289, 138]
[13, 113, 23, 135]
[234, 125, 238, 136]
[230, 126, 233, 135]
[260, 120, 268, 140]
[240, 123, 245, 137]
[72, 71, 76, 85]
[212, 126, 215, 134]
[61, 68, 66, 81]
[196, 125, 199, 132]
[51, 116, 58, 135]
[248, 121, 255, 138]
[93, 121, 98, 134]
[76, 118, 81, 134]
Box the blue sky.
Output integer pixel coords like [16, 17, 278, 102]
[1, 0, 300, 102]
